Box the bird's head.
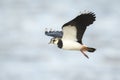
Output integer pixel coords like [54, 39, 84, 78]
[49, 38, 60, 45]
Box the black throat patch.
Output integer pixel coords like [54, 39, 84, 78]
[57, 39, 63, 48]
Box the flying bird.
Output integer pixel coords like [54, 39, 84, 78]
[45, 12, 96, 58]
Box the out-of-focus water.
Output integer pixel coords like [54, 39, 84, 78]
[0, 0, 120, 80]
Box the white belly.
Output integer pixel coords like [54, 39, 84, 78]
[62, 40, 82, 50]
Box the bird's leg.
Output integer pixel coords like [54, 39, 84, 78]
[80, 45, 89, 59]
[80, 50, 89, 59]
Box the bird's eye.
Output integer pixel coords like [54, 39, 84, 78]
[53, 40, 55, 42]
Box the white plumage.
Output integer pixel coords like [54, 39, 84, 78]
[62, 40, 82, 50]
[62, 25, 77, 41]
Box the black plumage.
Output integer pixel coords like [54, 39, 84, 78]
[62, 12, 96, 44]
[57, 39, 63, 48]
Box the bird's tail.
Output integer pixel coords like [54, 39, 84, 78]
[87, 47, 96, 52]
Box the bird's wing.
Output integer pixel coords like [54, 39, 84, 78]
[45, 28, 63, 38]
[62, 12, 96, 44]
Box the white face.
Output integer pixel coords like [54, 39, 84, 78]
[49, 38, 59, 45]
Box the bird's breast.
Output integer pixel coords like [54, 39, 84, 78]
[62, 40, 82, 50]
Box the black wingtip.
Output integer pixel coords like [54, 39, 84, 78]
[76, 12, 96, 27]
[62, 11, 96, 28]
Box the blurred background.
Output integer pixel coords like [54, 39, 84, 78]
[0, 0, 120, 80]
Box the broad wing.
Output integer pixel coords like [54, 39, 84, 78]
[45, 28, 63, 38]
[62, 12, 96, 44]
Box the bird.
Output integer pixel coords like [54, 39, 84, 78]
[45, 12, 96, 58]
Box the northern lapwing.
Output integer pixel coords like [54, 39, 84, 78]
[45, 12, 96, 58]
